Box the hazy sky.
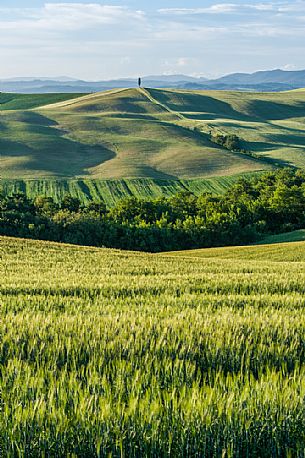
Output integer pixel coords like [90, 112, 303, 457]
[1, 0, 305, 79]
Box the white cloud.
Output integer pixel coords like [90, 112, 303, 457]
[250, 4, 275, 11]
[282, 63, 297, 70]
[177, 58, 190, 67]
[278, 1, 305, 13]
[0, 2, 305, 79]
[158, 2, 305, 16]
[158, 4, 238, 15]
[42, 3, 145, 27]
[0, 3, 145, 32]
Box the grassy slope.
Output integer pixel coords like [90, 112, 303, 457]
[151, 90, 305, 167]
[37, 88, 266, 179]
[1, 87, 292, 181]
[149, 88, 305, 168]
[0, 92, 84, 111]
[1, 87, 305, 202]
[258, 229, 305, 245]
[166, 240, 305, 262]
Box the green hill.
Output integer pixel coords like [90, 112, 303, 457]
[1, 87, 305, 189]
[165, 239, 305, 262]
[148, 88, 305, 168]
[0, 92, 84, 111]
[257, 229, 305, 245]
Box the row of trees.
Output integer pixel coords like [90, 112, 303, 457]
[1, 168, 305, 252]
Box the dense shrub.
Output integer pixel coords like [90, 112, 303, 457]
[1, 168, 305, 251]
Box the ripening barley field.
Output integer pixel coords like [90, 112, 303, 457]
[1, 237, 305, 457]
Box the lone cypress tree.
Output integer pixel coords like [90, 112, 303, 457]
[138, 77, 142, 88]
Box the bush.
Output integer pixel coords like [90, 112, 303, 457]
[0, 169, 305, 251]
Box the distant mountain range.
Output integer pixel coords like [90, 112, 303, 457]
[1, 69, 305, 93]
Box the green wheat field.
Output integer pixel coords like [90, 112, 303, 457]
[1, 235, 305, 456]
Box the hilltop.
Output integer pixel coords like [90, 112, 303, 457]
[1, 87, 305, 187]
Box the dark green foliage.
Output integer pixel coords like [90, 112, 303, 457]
[34, 196, 59, 215]
[85, 201, 107, 216]
[61, 195, 81, 212]
[210, 132, 241, 151]
[0, 169, 305, 251]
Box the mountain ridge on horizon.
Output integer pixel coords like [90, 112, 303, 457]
[1, 69, 305, 93]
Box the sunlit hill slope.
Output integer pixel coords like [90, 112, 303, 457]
[1, 87, 305, 183]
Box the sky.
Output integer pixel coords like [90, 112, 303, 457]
[0, 0, 305, 80]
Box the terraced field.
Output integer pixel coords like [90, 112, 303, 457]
[1, 236, 305, 455]
[0, 173, 258, 206]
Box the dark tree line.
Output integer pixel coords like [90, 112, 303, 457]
[1, 168, 305, 252]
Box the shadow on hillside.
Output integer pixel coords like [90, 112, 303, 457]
[8, 111, 59, 126]
[148, 89, 253, 121]
[215, 122, 258, 131]
[243, 139, 304, 154]
[265, 133, 305, 146]
[239, 141, 296, 168]
[0, 112, 117, 177]
[246, 100, 305, 121]
[127, 165, 178, 180]
[0, 120, 8, 131]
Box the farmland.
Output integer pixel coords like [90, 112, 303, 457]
[1, 88, 305, 204]
[0, 173, 258, 206]
[1, 235, 305, 456]
[0, 88, 267, 181]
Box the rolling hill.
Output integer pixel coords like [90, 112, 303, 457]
[1, 87, 305, 202]
[166, 239, 305, 262]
